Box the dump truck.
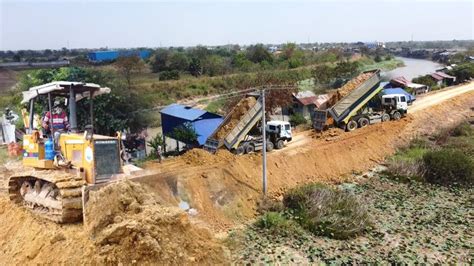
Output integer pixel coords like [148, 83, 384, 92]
[313, 69, 409, 131]
[204, 95, 292, 154]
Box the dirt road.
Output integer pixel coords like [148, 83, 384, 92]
[410, 82, 474, 113]
[0, 82, 473, 264]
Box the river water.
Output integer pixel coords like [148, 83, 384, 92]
[382, 57, 444, 81]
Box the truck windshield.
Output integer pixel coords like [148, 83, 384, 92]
[401, 96, 406, 102]
[285, 125, 290, 130]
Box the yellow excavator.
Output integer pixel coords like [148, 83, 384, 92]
[8, 81, 124, 223]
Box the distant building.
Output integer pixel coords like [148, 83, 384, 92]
[160, 104, 223, 150]
[389, 76, 430, 95]
[87, 50, 151, 62]
[430, 72, 456, 86]
[281, 91, 333, 120]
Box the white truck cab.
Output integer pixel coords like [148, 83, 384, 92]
[381, 94, 408, 112]
[266, 121, 292, 140]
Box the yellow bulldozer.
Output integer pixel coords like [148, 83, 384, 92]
[8, 81, 125, 223]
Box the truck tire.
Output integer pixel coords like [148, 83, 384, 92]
[276, 139, 284, 149]
[346, 120, 358, 131]
[357, 117, 369, 128]
[234, 146, 244, 155]
[266, 141, 274, 152]
[381, 113, 390, 122]
[392, 111, 401, 121]
[245, 144, 255, 154]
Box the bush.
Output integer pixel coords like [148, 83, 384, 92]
[283, 184, 371, 239]
[256, 197, 284, 214]
[423, 149, 474, 186]
[159, 70, 180, 81]
[255, 212, 303, 236]
[147, 133, 164, 158]
[452, 122, 473, 137]
[289, 113, 307, 126]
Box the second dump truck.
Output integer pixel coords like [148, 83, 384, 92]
[204, 95, 292, 154]
[313, 69, 410, 131]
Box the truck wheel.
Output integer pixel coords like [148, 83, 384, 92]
[266, 141, 274, 152]
[245, 144, 255, 154]
[346, 120, 358, 131]
[357, 117, 369, 128]
[234, 146, 244, 155]
[381, 113, 390, 122]
[276, 139, 284, 149]
[392, 111, 401, 120]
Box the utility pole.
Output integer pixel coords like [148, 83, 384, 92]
[261, 88, 267, 195]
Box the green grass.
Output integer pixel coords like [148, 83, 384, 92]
[358, 58, 404, 72]
[229, 177, 473, 264]
[391, 147, 429, 163]
[204, 98, 226, 114]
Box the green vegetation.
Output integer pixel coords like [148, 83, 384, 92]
[423, 149, 473, 186]
[412, 74, 438, 89]
[357, 57, 404, 72]
[4, 67, 152, 135]
[387, 122, 474, 186]
[283, 184, 371, 240]
[230, 177, 473, 264]
[289, 113, 307, 126]
[448, 62, 474, 83]
[146, 133, 164, 159]
[171, 122, 198, 145]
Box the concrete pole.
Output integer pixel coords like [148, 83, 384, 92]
[69, 84, 78, 132]
[261, 89, 267, 195]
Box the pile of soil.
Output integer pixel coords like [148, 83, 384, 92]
[337, 72, 374, 99]
[181, 148, 234, 166]
[215, 97, 257, 140]
[85, 180, 226, 264]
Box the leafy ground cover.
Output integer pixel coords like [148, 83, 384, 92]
[228, 176, 473, 264]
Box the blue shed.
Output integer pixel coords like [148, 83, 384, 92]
[88, 50, 151, 62]
[160, 104, 223, 146]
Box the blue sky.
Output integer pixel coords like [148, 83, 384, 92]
[1, 0, 473, 50]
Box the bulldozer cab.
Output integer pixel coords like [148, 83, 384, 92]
[20, 81, 122, 184]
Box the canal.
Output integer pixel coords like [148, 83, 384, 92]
[383, 57, 444, 81]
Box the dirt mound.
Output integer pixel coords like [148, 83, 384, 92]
[215, 97, 257, 139]
[181, 148, 234, 166]
[85, 180, 226, 264]
[337, 72, 373, 99]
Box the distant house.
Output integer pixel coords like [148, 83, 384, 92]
[88, 50, 151, 62]
[281, 91, 332, 120]
[430, 72, 456, 86]
[160, 104, 223, 150]
[389, 76, 429, 95]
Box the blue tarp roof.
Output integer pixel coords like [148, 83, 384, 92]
[160, 104, 207, 121]
[382, 88, 416, 102]
[193, 118, 224, 145]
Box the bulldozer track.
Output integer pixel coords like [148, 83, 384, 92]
[8, 169, 85, 223]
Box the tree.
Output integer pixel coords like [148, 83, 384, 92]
[172, 122, 198, 145]
[16, 67, 150, 136]
[412, 75, 436, 88]
[151, 49, 170, 73]
[168, 52, 190, 71]
[312, 65, 335, 85]
[115, 56, 145, 90]
[334, 61, 359, 79]
[202, 55, 230, 76]
[246, 44, 273, 64]
[188, 57, 203, 77]
[448, 63, 474, 82]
